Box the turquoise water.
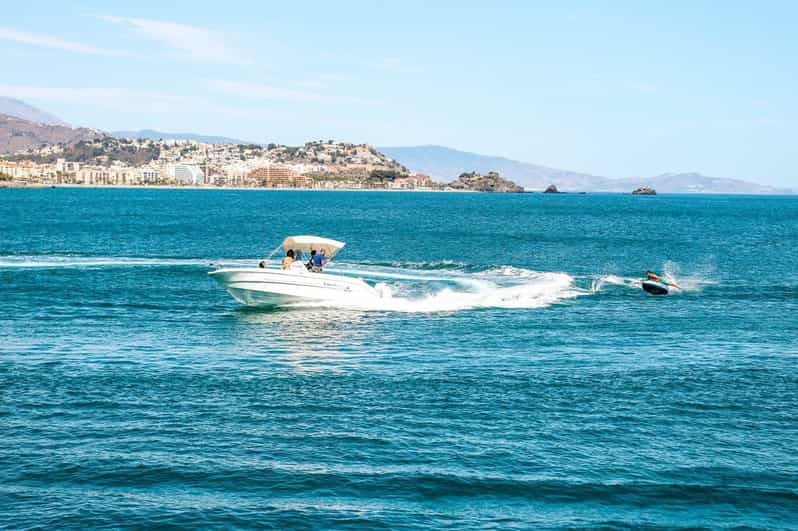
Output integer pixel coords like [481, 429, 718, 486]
[1, 188, 797, 529]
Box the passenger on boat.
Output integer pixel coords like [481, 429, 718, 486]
[281, 249, 295, 270]
[306, 249, 317, 271]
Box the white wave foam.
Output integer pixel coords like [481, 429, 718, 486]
[591, 274, 640, 292]
[288, 269, 586, 313]
[662, 261, 717, 292]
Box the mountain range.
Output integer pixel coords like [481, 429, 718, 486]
[0, 113, 100, 155]
[380, 145, 602, 190]
[379, 145, 792, 194]
[0, 97, 70, 127]
[0, 98, 791, 193]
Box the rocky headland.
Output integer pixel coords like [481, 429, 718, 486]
[446, 171, 524, 193]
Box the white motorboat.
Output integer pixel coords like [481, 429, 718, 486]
[209, 235, 380, 307]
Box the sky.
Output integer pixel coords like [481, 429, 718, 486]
[1, 0, 796, 186]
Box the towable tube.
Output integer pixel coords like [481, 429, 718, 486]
[642, 279, 669, 295]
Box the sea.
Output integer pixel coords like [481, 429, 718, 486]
[1, 188, 797, 529]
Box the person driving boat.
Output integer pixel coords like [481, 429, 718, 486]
[311, 248, 328, 272]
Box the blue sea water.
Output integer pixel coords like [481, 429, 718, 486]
[1, 188, 797, 529]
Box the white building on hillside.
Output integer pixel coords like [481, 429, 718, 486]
[174, 164, 203, 185]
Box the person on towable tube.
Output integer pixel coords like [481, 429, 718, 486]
[646, 270, 680, 289]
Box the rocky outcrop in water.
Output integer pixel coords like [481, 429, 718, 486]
[543, 184, 560, 193]
[447, 171, 524, 193]
[632, 187, 657, 195]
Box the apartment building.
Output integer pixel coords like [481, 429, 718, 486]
[247, 165, 310, 188]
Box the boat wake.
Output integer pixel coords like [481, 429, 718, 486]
[287, 263, 587, 312]
[1, 255, 715, 312]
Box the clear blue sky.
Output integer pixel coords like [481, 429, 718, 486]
[2, 0, 796, 186]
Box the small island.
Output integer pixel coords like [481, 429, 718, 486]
[543, 184, 561, 193]
[447, 171, 524, 193]
[632, 187, 657, 195]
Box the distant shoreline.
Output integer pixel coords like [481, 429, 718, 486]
[3, 183, 479, 193]
[1, 183, 795, 195]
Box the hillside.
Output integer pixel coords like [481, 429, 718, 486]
[7, 135, 413, 188]
[381, 145, 792, 194]
[7, 136, 163, 166]
[268, 140, 406, 176]
[0, 114, 102, 155]
[0, 97, 69, 126]
[112, 129, 251, 145]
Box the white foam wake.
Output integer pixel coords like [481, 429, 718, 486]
[661, 260, 718, 292]
[590, 274, 641, 292]
[0, 255, 589, 312]
[288, 268, 586, 313]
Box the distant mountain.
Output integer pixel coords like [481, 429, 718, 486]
[0, 96, 69, 127]
[380, 145, 792, 194]
[380, 145, 606, 190]
[0, 114, 102, 155]
[112, 129, 254, 145]
[611, 173, 791, 194]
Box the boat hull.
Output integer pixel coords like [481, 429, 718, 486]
[209, 267, 378, 307]
[221, 286, 309, 306]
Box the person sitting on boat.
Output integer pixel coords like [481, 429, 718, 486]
[311, 248, 328, 272]
[646, 270, 680, 288]
[281, 249, 295, 270]
[306, 249, 317, 271]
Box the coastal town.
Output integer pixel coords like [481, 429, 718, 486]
[4, 109, 781, 194]
[0, 137, 447, 190]
[0, 109, 528, 192]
